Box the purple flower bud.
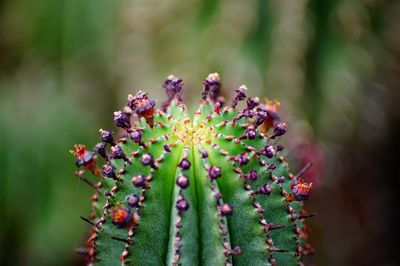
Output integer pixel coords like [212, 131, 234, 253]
[219, 203, 233, 216]
[235, 153, 250, 166]
[111, 145, 127, 160]
[201, 151, 208, 158]
[255, 108, 268, 126]
[113, 111, 131, 129]
[260, 145, 276, 158]
[277, 176, 285, 183]
[126, 194, 140, 208]
[132, 174, 146, 187]
[127, 91, 156, 117]
[273, 123, 287, 137]
[242, 108, 254, 118]
[94, 142, 107, 160]
[176, 198, 190, 212]
[246, 97, 260, 110]
[99, 129, 114, 144]
[136, 99, 156, 116]
[208, 166, 221, 180]
[257, 183, 273, 195]
[141, 153, 154, 166]
[102, 163, 117, 179]
[130, 129, 142, 144]
[245, 127, 256, 140]
[246, 170, 258, 182]
[104, 190, 112, 197]
[163, 144, 171, 152]
[202, 73, 221, 101]
[162, 75, 183, 101]
[268, 163, 276, 170]
[232, 85, 247, 107]
[176, 175, 189, 189]
[178, 158, 191, 170]
[127, 91, 147, 110]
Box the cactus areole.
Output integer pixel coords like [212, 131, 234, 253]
[72, 73, 315, 266]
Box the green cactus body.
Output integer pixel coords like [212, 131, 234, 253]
[72, 73, 314, 266]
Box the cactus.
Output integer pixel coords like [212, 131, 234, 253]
[71, 73, 314, 266]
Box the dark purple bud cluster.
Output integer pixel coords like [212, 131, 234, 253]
[259, 145, 276, 158]
[246, 170, 258, 182]
[277, 176, 285, 183]
[111, 145, 128, 162]
[141, 153, 155, 167]
[245, 127, 257, 140]
[132, 174, 147, 187]
[234, 153, 250, 166]
[176, 197, 190, 212]
[201, 73, 221, 101]
[129, 129, 143, 145]
[257, 183, 273, 195]
[113, 110, 131, 129]
[178, 158, 191, 170]
[208, 166, 222, 180]
[231, 85, 247, 108]
[255, 107, 268, 127]
[102, 163, 117, 179]
[233, 107, 255, 124]
[99, 129, 114, 144]
[272, 122, 287, 138]
[268, 163, 276, 170]
[201, 151, 208, 159]
[126, 194, 140, 208]
[176, 175, 189, 189]
[162, 75, 183, 103]
[246, 97, 260, 110]
[127, 91, 156, 117]
[94, 143, 108, 160]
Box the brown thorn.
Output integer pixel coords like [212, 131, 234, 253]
[75, 171, 100, 194]
[297, 213, 317, 220]
[294, 162, 313, 180]
[80, 216, 99, 228]
[267, 223, 287, 231]
[111, 236, 135, 245]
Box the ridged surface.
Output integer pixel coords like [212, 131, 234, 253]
[71, 74, 314, 265]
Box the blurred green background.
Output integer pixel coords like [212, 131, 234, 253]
[0, 0, 399, 265]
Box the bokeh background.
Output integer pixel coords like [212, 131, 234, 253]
[0, 0, 399, 265]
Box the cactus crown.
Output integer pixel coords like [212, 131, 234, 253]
[72, 73, 314, 266]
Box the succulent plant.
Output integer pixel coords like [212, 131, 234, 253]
[72, 73, 314, 265]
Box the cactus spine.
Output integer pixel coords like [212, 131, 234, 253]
[72, 73, 314, 265]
